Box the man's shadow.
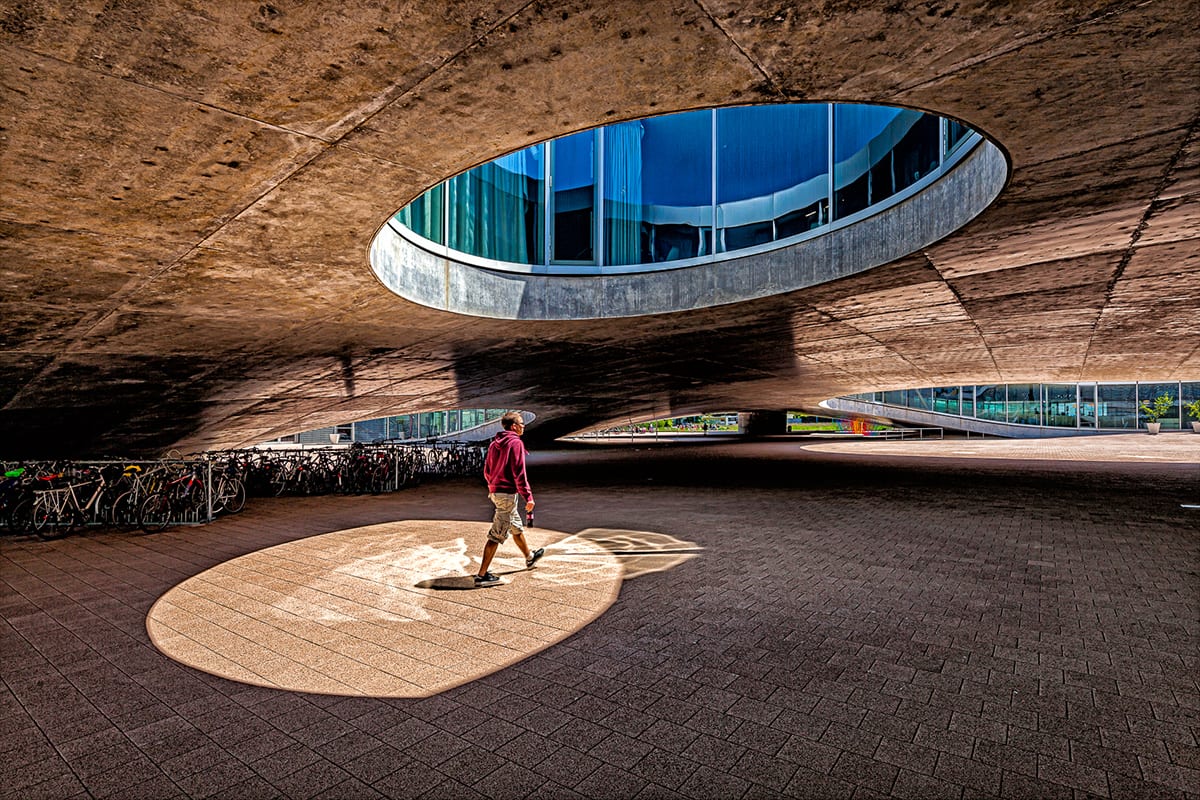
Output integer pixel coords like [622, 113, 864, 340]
[415, 573, 515, 590]
[415, 528, 702, 590]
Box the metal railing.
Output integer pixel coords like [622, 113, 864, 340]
[1, 441, 487, 539]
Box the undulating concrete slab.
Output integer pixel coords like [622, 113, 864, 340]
[1, 2, 1197, 456]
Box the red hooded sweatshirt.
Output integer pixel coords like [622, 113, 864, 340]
[484, 429, 534, 502]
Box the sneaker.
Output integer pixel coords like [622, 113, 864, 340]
[526, 548, 545, 568]
[474, 572, 501, 586]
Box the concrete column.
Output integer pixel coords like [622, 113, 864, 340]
[738, 411, 788, 437]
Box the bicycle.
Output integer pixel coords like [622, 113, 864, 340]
[1, 467, 34, 535]
[211, 458, 246, 515]
[31, 467, 110, 539]
[139, 462, 205, 533]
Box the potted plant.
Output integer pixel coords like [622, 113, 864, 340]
[1139, 392, 1175, 434]
[1186, 398, 1200, 433]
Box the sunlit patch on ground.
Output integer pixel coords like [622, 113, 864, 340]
[801, 432, 1200, 463]
[146, 520, 699, 697]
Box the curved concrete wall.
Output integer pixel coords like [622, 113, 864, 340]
[823, 398, 1120, 439]
[369, 139, 1007, 320]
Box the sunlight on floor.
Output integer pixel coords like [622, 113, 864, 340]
[146, 520, 700, 697]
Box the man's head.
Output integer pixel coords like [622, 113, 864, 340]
[500, 411, 526, 432]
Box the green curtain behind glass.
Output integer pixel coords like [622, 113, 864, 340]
[448, 150, 539, 264]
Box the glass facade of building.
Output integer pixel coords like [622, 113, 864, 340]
[268, 409, 511, 445]
[393, 103, 979, 273]
[849, 382, 1200, 430]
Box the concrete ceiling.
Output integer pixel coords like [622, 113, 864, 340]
[1, 0, 1197, 458]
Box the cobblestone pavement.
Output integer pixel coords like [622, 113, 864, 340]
[2, 441, 1197, 799]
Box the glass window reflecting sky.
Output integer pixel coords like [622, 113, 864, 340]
[852, 382, 1199, 430]
[396, 103, 978, 271]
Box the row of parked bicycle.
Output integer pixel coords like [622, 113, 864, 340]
[0, 441, 486, 539]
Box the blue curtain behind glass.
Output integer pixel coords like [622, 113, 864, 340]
[717, 105, 826, 201]
[604, 121, 644, 266]
[717, 105, 828, 249]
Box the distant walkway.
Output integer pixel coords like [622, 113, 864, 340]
[801, 431, 1200, 463]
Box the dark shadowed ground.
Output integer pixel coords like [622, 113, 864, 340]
[2, 440, 1197, 798]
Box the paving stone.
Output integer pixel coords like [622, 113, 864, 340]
[732, 747, 800, 791]
[471, 759, 547, 800]
[632, 748, 700, 789]
[783, 765, 857, 799]
[573, 762, 647, 799]
[971, 738, 1037, 778]
[890, 769, 965, 800]
[405, 730, 471, 768]
[773, 709, 832, 741]
[821, 722, 883, 760]
[729, 719, 791, 756]
[370, 762, 445, 799]
[678, 763, 752, 799]
[311, 777, 387, 799]
[436, 745, 507, 787]
[1036, 754, 1111, 797]
[548, 717, 613, 753]
[172, 758, 259, 799]
[934, 752, 1002, 795]
[341, 744, 409, 785]
[1136, 755, 1200, 795]
[2, 444, 1197, 800]
[1105, 772, 1193, 799]
[272, 758, 352, 800]
[533, 745, 602, 787]
[875, 738, 940, 777]
[633, 783, 690, 800]
[915, 724, 978, 760]
[680, 732, 746, 771]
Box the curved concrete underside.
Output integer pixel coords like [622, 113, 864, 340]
[1, 1, 1197, 458]
[372, 141, 1007, 319]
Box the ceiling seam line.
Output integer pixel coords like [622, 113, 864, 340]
[323, 0, 544, 147]
[895, 0, 1159, 95]
[9, 44, 333, 143]
[58, 141, 335, 346]
[692, 0, 783, 97]
[933, 254, 1009, 380]
[4, 143, 337, 404]
[1080, 113, 1200, 373]
[1015, 122, 1195, 172]
[1170, 340, 1200, 380]
[807, 308, 934, 382]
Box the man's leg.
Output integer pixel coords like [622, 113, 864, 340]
[478, 493, 513, 578]
[511, 530, 532, 561]
[477, 539, 499, 576]
[502, 497, 524, 556]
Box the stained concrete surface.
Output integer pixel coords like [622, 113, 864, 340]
[1, 1, 1198, 456]
[2, 441, 1197, 798]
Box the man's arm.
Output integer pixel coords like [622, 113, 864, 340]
[511, 446, 534, 509]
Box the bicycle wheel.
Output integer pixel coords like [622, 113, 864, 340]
[32, 503, 64, 540]
[222, 477, 246, 514]
[7, 496, 33, 535]
[212, 476, 244, 515]
[368, 466, 389, 494]
[110, 491, 139, 531]
[139, 493, 172, 533]
[176, 482, 206, 518]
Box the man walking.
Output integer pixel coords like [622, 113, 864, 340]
[474, 411, 544, 586]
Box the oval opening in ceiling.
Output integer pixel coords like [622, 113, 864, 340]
[369, 103, 1007, 320]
